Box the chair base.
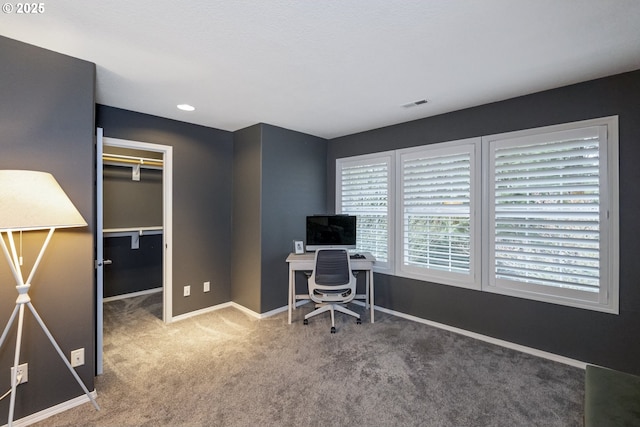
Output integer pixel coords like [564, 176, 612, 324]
[304, 303, 360, 333]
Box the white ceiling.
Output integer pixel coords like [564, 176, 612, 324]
[2, 0, 640, 139]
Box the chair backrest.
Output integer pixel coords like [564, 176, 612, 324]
[313, 248, 352, 286]
[308, 249, 357, 305]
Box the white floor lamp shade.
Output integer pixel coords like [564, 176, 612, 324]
[0, 170, 87, 231]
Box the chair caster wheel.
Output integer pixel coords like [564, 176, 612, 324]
[330, 327, 336, 333]
[356, 318, 362, 324]
[303, 319, 308, 325]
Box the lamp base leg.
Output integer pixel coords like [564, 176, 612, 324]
[26, 301, 100, 411]
[0, 229, 99, 427]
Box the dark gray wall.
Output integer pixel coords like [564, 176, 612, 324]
[260, 124, 327, 312]
[103, 165, 163, 229]
[96, 105, 234, 316]
[231, 124, 327, 313]
[0, 36, 96, 420]
[231, 125, 263, 312]
[103, 235, 162, 298]
[328, 70, 640, 375]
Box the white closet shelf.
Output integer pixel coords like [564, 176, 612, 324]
[103, 226, 163, 235]
[103, 154, 163, 168]
[103, 227, 163, 249]
[103, 153, 163, 180]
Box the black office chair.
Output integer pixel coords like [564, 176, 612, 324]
[303, 248, 361, 333]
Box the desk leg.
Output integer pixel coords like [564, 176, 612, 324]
[288, 265, 293, 324]
[364, 272, 370, 311]
[369, 270, 375, 323]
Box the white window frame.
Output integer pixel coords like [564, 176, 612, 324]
[395, 138, 481, 289]
[482, 116, 619, 314]
[336, 151, 395, 273]
[334, 116, 619, 314]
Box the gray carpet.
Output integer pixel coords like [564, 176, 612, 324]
[35, 293, 584, 426]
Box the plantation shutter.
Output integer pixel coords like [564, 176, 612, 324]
[339, 158, 390, 263]
[490, 126, 603, 294]
[400, 148, 472, 275]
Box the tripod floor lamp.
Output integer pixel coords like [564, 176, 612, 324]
[0, 170, 100, 427]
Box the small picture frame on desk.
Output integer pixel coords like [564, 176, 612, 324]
[293, 240, 304, 254]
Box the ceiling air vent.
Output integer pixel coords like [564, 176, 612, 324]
[402, 99, 428, 109]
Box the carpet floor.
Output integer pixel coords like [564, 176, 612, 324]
[34, 293, 584, 426]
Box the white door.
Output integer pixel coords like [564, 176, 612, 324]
[95, 127, 105, 375]
[95, 129, 173, 375]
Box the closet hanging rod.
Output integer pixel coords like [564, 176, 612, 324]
[102, 154, 163, 167]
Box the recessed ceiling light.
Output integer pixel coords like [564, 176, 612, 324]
[177, 104, 195, 111]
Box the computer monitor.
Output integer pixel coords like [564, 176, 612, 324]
[305, 215, 356, 251]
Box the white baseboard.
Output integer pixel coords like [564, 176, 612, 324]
[228, 302, 307, 319]
[170, 301, 234, 322]
[5, 390, 98, 427]
[370, 303, 587, 370]
[103, 287, 162, 303]
[246, 299, 586, 369]
[241, 299, 310, 318]
[170, 300, 311, 322]
[229, 302, 268, 319]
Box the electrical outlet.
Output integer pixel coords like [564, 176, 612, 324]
[10, 363, 28, 385]
[71, 348, 85, 367]
[204, 281, 210, 292]
[184, 285, 191, 297]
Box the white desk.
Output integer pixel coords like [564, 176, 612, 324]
[286, 252, 375, 324]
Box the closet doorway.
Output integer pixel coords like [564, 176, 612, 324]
[96, 128, 173, 374]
